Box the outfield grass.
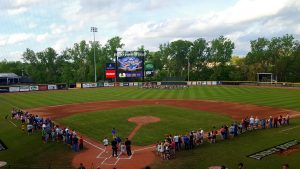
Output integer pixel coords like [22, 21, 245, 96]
[1, 86, 300, 168]
[0, 86, 300, 113]
[57, 106, 233, 146]
[152, 117, 300, 169]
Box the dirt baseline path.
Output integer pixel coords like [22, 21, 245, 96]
[25, 99, 300, 169]
[26, 99, 300, 120]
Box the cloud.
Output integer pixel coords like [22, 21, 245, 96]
[36, 33, 50, 42]
[121, 0, 300, 55]
[7, 7, 27, 15]
[0, 33, 34, 46]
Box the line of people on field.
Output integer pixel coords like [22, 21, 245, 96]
[10, 108, 84, 152]
[156, 113, 291, 160]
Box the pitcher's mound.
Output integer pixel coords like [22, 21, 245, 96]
[128, 116, 160, 125]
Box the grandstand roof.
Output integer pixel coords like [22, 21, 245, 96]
[0, 73, 19, 78]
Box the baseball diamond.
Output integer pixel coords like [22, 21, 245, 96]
[1, 86, 300, 169]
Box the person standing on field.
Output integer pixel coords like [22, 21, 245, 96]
[125, 138, 132, 156]
[112, 128, 117, 138]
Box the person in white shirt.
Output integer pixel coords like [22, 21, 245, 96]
[249, 116, 255, 130]
[255, 116, 260, 129]
[103, 137, 109, 150]
[173, 135, 179, 151]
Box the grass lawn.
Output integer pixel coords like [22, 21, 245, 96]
[0, 86, 300, 112]
[152, 117, 300, 169]
[57, 106, 232, 146]
[0, 119, 74, 168]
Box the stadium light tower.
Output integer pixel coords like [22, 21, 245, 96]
[90, 26, 98, 82]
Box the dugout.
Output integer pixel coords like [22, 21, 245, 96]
[0, 73, 20, 85]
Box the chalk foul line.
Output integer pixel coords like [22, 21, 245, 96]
[280, 125, 300, 132]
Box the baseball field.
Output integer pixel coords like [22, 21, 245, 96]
[1, 86, 300, 169]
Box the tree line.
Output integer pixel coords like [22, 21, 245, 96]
[0, 34, 299, 83]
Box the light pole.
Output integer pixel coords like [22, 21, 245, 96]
[90, 27, 98, 82]
[187, 57, 190, 82]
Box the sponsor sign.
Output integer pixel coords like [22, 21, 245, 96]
[192, 81, 197, 86]
[0, 87, 9, 93]
[207, 81, 212, 85]
[104, 83, 114, 87]
[76, 83, 82, 88]
[134, 82, 139, 86]
[82, 83, 97, 88]
[106, 70, 116, 79]
[123, 82, 129, 86]
[30, 86, 39, 91]
[248, 140, 300, 160]
[212, 81, 217, 85]
[129, 82, 134, 86]
[19, 86, 30, 92]
[38, 85, 48, 91]
[9, 86, 19, 92]
[105, 63, 116, 70]
[48, 85, 57, 90]
[197, 81, 202, 85]
[57, 84, 67, 90]
[97, 82, 104, 87]
[145, 62, 154, 77]
[187, 81, 192, 86]
[119, 83, 124, 87]
[0, 139, 8, 151]
[202, 81, 207, 85]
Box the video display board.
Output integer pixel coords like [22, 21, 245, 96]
[117, 51, 144, 78]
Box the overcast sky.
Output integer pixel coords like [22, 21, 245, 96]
[0, 0, 300, 61]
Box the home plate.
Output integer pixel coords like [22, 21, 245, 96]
[0, 161, 7, 167]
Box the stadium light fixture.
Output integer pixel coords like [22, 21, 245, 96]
[90, 27, 98, 82]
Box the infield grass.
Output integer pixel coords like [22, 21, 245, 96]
[57, 106, 233, 146]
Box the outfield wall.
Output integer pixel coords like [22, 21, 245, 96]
[1, 81, 299, 93]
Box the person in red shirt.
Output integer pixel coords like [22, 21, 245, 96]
[274, 117, 278, 128]
[79, 136, 83, 150]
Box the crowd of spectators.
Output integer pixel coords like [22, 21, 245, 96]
[156, 114, 291, 160]
[11, 108, 84, 152]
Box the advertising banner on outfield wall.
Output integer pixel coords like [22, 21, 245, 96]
[9, 86, 19, 92]
[119, 83, 124, 87]
[212, 81, 217, 85]
[0, 87, 9, 93]
[19, 86, 30, 92]
[48, 85, 57, 90]
[38, 85, 48, 91]
[123, 82, 129, 86]
[57, 84, 67, 90]
[197, 81, 202, 85]
[192, 81, 197, 86]
[97, 82, 104, 87]
[134, 82, 139, 86]
[207, 81, 212, 85]
[76, 83, 82, 88]
[30, 86, 39, 91]
[82, 83, 97, 88]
